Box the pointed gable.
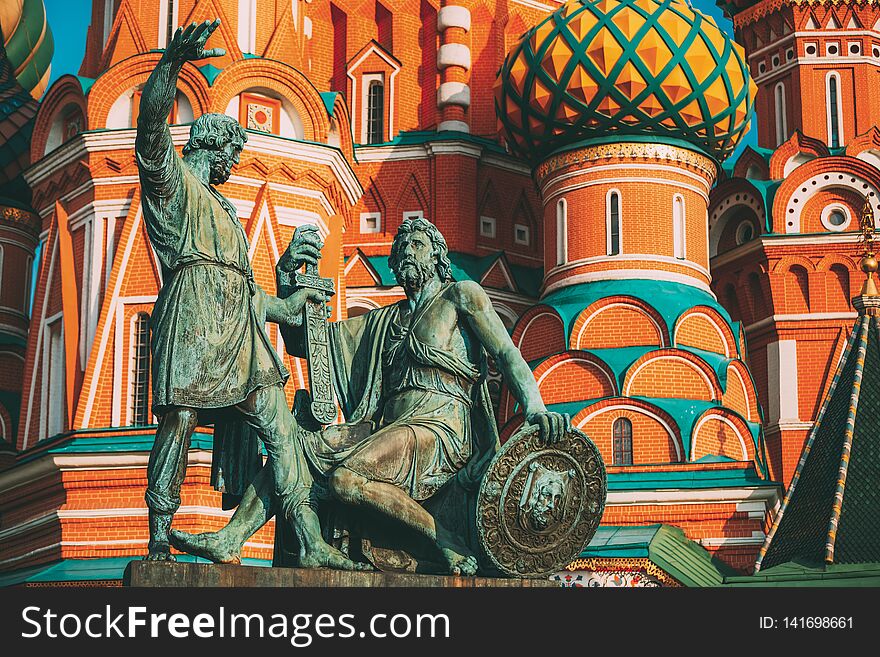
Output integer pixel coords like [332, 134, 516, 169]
[100, 0, 149, 71]
[180, 0, 243, 68]
[480, 256, 517, 292]
[344, 250, 382, 287]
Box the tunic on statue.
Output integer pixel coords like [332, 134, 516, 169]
[136, 126, 288, 413]
[286, 285, 501, 500]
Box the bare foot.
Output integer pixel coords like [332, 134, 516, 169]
[437, 527, 478, 576]
[144, 543, 176, 562]
[169, 529, 242, 564]
[299, 543, 374, 571]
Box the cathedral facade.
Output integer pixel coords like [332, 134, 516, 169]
[0, 0, 875, 586]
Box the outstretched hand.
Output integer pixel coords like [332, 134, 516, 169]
[165, 19, 226, 65]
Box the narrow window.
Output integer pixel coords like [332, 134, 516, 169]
[556, 198, 568, 265]
[45, 320, 65, 438]
[827, 73, 842, 148]
[607, 191, 621, 256]
[774, 82, 787, 146]
[238, 0, 257, 54]
[130, 312, 151, 426]
[367, 80, 385, 144]
[612, 417, 633, 465]
[673, 195, 686, 260]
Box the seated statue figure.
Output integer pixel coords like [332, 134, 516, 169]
[171, 218, 571, 575]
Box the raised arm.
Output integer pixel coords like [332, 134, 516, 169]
[454, 280, 571, 444]
[135, 20, 225, 158]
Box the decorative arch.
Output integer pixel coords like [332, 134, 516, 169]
[86, 54, 210, 131]
[691, 409, 754, 462]
[708, 179, 767, 256]
[771, 157, 880, 234]
[673, 305, 738, 357]
[732, 146, 770, 180]
[328, 93, 355, 160]
[573, 397, 684, 463]
[347, 296, 380, 318]
[768, 130, 828, 179]
[30, 75, 89, 161]
[511, 305, 566, 362]
[210, 58, 331, 142]
[722, 360, 760, 422]
[570, 296, 668, 350]
[623, 349, 723, 401]
[532, 351, 618, 404]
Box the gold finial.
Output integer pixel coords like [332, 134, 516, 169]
[858, 196, 879, 298]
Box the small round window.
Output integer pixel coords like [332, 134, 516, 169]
[736, 220, 755, 245]
[821, 206, 852, 232]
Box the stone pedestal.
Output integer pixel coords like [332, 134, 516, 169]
[125, 561, 559, 587]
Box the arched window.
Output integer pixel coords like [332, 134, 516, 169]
[366, 80, 385, 144]
[556, 198, 568, 266]
[612, 417, 633, 465]
[789, 265, 811, 312]
[130, 312, 151, 426]
[826, 72, 842, 148]
[607, 190, 621, 256]
[774, 82, 787, 146]
[673, 195, 686, 260]
[828, 264, 851, 310]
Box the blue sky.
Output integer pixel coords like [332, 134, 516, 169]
[43, 0, 756, 153]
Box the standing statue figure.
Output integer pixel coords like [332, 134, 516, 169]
[137, 19, 366, 571]
[170, 218, 573, 575]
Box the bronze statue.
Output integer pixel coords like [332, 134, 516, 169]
[170, 218, 579, 575]
[137, 20, 366, 571]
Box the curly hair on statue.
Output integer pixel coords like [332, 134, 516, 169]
[182, 113, 248, 156]
[388, 216, 453, 283]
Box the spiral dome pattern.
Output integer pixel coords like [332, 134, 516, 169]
[495, 0, 756, 163]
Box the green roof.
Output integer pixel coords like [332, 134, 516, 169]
[726, 560, 880, 587]
[581, 524, 736, 587]
[758, 314, 880, 571]
[353, 129, 508, 155]
[540, 280, 739, 356]
[0, 556, 271, 587]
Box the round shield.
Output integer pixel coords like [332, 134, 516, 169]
[476, 425, 607, 578]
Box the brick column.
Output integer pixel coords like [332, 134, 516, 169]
[437, 2, 471, 133]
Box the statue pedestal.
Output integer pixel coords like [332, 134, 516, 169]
[124, 561, 559, 587]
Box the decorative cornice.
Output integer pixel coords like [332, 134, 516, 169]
[535, 142, 717, 186]
[563, 557, 683, 587]
[0, 204, 40, 236]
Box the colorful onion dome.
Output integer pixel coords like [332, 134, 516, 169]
[0, 41, 38, 191]
[496, 0, 756, 164]
[0, 0, 53, 99]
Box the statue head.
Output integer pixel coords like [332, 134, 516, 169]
[183, 113, 247, 184]
[518, 463, 574, 533]
[388, 217, 453, 291]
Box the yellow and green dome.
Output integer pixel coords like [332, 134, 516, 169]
[496, 0, 755, 164]
[0, 0, 53, 99]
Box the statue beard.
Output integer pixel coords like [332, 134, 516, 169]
[395, 258, 435, 292]
[209, 152, 233, 185]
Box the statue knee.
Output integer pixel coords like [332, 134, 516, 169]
[329, 467, 362, 505]
[162, 407, 198, 435]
